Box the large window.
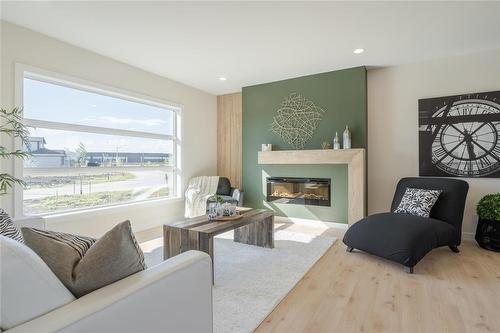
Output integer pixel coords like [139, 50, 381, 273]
[21, 74, 180, 215]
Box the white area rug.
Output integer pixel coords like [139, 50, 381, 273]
[144, 229, 336, 333]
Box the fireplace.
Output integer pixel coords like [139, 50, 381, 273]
[266, 177, 331, 207]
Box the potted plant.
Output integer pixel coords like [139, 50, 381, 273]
[475, 193, 500, 252]
[1, 107, 32, 194]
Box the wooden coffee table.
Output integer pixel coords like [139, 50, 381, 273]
[163, 208, 274, 280]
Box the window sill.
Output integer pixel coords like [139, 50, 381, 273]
[24, 196, 184, 221]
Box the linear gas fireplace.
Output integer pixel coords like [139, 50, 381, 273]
[266, 177, 331, 207]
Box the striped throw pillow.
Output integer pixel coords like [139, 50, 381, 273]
[25, 229, 96, 258]
[0, 209, 24, 243]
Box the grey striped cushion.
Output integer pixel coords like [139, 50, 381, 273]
[22, 220, 146, 297]
[26, 229, 96, 258]
[0, 209, 24, 243]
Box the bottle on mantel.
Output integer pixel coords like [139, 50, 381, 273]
[333, 132, 340, 150]
[343, 125, 351, 149]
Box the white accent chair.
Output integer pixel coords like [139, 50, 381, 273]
[2, 217, 213, 333]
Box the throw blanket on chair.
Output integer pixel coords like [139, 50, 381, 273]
[184, 176, 220, 218]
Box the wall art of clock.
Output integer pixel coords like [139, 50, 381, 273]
[419, 90, 500, 178]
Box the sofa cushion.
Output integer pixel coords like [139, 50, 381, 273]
[0, 208, 24, 243]
[22, 220, 147, 297]
[0, 235, 75, 331]
[343, 212, 456, 267]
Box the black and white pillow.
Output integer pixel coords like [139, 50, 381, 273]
[0, 209, 24, 243]
[394, 188, 442, 218]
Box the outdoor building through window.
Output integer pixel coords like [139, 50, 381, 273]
[22, 75, 179, 215]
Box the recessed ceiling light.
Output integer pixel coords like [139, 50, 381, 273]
[353, 48, 365, 54]
[219, 77, 227, 81]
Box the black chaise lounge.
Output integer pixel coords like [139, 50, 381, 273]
[343, 177, 469, 273]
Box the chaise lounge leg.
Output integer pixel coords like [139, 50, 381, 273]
[449, 245, 460, 253]
[403, 266, 414, 274]
[346, 247, 354, 253]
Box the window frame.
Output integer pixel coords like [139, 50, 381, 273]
[14, 64, 183, 218]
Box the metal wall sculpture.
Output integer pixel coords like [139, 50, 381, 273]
[270, 93, 325, 149]
[419, 90, 500, 178]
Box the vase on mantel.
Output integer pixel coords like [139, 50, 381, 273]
[333, 132, 340, 150]
[343, 126, 351, 149]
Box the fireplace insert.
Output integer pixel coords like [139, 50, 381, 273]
[266, 177, 331, 207]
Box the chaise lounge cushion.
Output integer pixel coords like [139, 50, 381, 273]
[343, 212, 456, 268]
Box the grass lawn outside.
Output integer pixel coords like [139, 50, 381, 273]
[24, 189, 144, 214]
[25, 172, 136, 189]
[148, 186, 170, 198]
[85, 172, 136, 184]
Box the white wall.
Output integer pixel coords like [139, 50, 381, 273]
[367, 49, 500, 237]
[1, 21, 217, 237]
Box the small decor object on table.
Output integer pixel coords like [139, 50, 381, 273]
[213, 212, 243, 222]
[209, 197, 239, 221]
[333, 132, 340, 150]
[475, 193, 500, 252]
[221, 202, 238, 216]
[208, 196, 224, 220]
[207, 203, 218, 220]
[342, 125, 351, 149]
[321, 141, 331, 149]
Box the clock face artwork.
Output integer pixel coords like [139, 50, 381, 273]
[419, 91, 500, 178]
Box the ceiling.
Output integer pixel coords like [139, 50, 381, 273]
[2, 1, 500, 95]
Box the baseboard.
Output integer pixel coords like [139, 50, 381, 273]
[462, 232, 475, 241]
[275, 216, 475, 241]
[274, 216, 349, 230]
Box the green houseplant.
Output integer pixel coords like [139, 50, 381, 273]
[475, 193, 500, 252]
[0, 107, 32, 194]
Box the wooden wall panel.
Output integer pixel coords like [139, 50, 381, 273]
[217, 92, 242, 188]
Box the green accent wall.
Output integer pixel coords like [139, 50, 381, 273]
[242, 66, 367, 223]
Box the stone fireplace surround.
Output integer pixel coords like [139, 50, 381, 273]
[258, 149, 366, 225]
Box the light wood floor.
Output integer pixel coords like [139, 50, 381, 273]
[137, 222, 500, 333]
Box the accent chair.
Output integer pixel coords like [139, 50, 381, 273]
[343, 177, 469, 273]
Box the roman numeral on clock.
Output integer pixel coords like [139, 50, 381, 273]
[433, 147, 447, 160]
[478, 156, 493, 169]
[492, 146, 500, 160]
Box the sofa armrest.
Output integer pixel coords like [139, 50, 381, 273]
[230, 188, 244, 206]
[8, 251, 212, 333]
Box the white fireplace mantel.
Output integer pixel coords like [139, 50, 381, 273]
[257, 149, 366, 225]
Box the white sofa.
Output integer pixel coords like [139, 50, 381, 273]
[2, 217, 213, 333]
